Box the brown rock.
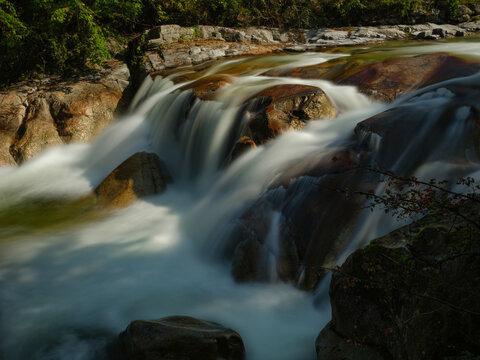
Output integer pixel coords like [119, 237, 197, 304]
[265, 53, 480, 102]
[0, 92, 27, 165]
[339, 53, 480, 101]
[48, 82, 123, 143]
[241, 84, 337, 145]
[1, 60, 130, 166]
[118, 316, 245, 360]
[11, 97, 64, 163]
[183, 75, 234, 101]
[230, 136, 256, 162]
[95, 152, 169, 208]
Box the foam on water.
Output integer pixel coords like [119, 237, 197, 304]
[1, 45, 480, 360]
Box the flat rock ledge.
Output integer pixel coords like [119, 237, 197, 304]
[142, 22, 480, 73]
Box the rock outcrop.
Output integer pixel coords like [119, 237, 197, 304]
[0, 60, 130, 165]
[265, 52, 480, 102]
[95, 152, 170, 208]
[117, 316, 245, 360]
[239, 84, 337, 146]
[139, 22, 480, 78]
[228, 71, 480, 290]
[316, 215, 480, 359]
[339, 53, 480, 101]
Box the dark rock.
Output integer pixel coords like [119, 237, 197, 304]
[230, 164, 379, 290]
[316, 322, 385, 360]
[355, 77, 480, 170]
[316, 215, 480, 359]
[118, 316, 245, 360]
[95, 152, 170, 208]
[230, 136, 256, 162]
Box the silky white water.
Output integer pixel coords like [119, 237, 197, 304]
[1, 41, 480, 360]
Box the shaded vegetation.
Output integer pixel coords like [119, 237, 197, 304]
[1, 0, 479, 86]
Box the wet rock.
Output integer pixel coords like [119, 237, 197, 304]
[229, 163, 378, 290]
[339, 53, 480, 101]
[355, 76, 480, 170]
[95, 152, 169, 208]
[118, 316, 245, 360]
[241, 84, 337, 144]
[317, 214, 480, 359]
[230, 136, 256, 161]
[185, 75, 234, 101]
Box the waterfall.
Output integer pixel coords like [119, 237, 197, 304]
[1, 42, 480, 360]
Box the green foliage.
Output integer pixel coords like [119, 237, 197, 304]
[0, 0, 110, 85]
[1, 0, 480, 86]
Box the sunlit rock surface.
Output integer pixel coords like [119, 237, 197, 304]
[240, 84, 337, 145]
[95, 152, 170, 209]
[265, 52, 480, 102]
[0, 60, 130, 165]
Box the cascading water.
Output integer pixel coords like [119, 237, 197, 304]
[1, 40, 480, 360]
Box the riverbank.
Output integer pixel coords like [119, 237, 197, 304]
[137, 22, 480, 74]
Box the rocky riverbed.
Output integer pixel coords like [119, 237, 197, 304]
[1, 21, 480, 360]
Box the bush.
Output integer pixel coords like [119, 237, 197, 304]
[1, 0, 480, 86]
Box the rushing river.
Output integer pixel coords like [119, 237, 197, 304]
[1, 39, 480, 360]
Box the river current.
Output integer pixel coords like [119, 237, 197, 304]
[1, 39, 480, 359]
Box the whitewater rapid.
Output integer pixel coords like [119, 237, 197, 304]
[1, 40, 480, 360]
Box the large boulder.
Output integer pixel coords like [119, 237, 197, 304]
[316, 215, 480, 359]
[229, 166, 378, 290]
[240, 84, 337, 145]
[118, 316, 245, 360]
[264, 53, 480, 102]
[95, 152, 169, 208]
[339, 53, 480, 101]
[355, 75, 480, 171]
[1, 60, 130, 165]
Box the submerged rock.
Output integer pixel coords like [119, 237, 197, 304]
[118, 316, 245, 360]
[95, 152, 169, 208]
[316, 215, 480, 359]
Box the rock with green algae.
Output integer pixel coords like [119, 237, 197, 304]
[94, 152, 170, 209]
[316, 215, 480, 359]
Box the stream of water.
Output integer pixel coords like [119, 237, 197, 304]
[1, 39, 480, 360]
